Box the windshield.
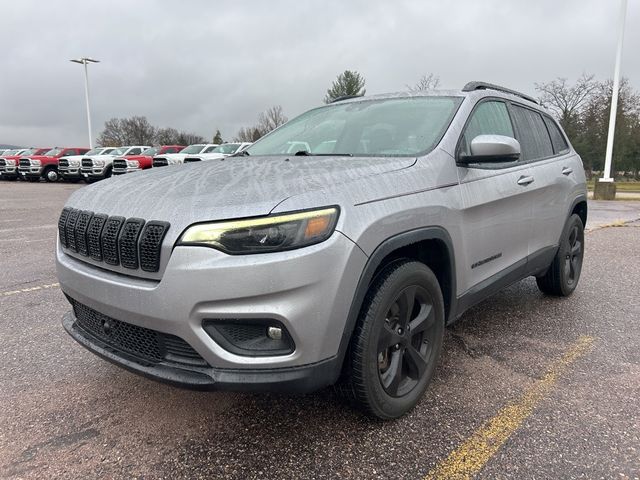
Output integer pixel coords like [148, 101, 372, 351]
[85, 148, 105, 155]
[179, 144, 205, 154]
[246, 97, 462, 157]
[141, 147, 158, 156]
[3, 149, 18, 155]
[208, 143, 241, 154]
[110, 147, 127, 156]
[43, 148, 62, 156]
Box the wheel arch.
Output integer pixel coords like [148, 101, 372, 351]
[570, 195, 587, 227]
[337, 227, 457, 370]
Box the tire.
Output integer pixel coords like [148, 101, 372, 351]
[536, 214, 584, 296]
[44, 167, 59, 182]
[342, 260, 445, 420]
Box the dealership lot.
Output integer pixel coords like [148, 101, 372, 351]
[1, 182, 639, 479]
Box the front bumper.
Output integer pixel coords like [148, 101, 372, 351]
[60, 167, 82, 179]
[112, 167, 141, 175]
[19, 166, 42, 177]
[0, 165, 18, 178]
[62, 311, 339, 392]
[57, 232, 367, 391]
[81, 167, 107, 178]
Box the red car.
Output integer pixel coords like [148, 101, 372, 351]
[19, 147, 90, 182]
[112, 145, 185, 175]
[0, 148, 50, 180]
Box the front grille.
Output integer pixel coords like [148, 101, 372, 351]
[183, 157, 201, 163]
[59, 159, 69, 169]
[153, 157, 168, 167]
[59, 207, 169, 273]
[70, 298, 208, 367]
[81, 158, 93, 168]
[113, 159, 127, 171]
[19, 159, 30, 169]
[0, 159, 5, 172]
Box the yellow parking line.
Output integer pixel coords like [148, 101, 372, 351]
[1, 282, 60, 297]
[424, 335, 595, 480]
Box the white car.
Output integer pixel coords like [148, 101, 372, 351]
[182, 142, 252, 163]
[81, 145, 151, 182]
[59, 147, 119, 182]
[152, 144, 218, 167]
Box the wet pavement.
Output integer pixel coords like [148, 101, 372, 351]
[1, 181, 638, 479]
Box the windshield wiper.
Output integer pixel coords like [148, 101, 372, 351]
[232, 150, 250, 157]
[293, 150, 352, 157]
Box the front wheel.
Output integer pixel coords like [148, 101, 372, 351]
[536, 214, 584, 296]
[344, 260, 444, 420]
[44, 168, 59, 182]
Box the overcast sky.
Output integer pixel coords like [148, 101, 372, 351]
[1, 0, 638, 147]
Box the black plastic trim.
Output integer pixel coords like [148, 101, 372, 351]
[202, 318, 295, 357]
[62, 311, 338, 393]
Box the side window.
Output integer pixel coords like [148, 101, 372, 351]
[543, 116, 569, 154]
[510, 106, 554, 161]
[64, 149, 76, 156]
[168, 147, 179, 153]
[128, 148, 142, 155]
[459, 101, 514, 157]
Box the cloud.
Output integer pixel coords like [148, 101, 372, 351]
[1, 0, 638, 146]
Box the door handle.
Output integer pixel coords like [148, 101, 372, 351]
[562, 167, 573, 175]
[517, 175, 534, 186]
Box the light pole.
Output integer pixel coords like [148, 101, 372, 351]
[595, 0, 628, 200]
[70, 57, 100, 149]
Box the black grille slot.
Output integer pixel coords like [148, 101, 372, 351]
[101, 216, 124, 265]
[19, 159, 30, 168]
[118, 218, 145, 269]
[113, 159, 127, 170]
[87, 214, 107, 261]
[59, 209, 169, 274]
[74, 211, 93, 256]
[65, 209, 80, 252]
[139, 222, 169, 272]
[81, 158, 93, 168]
[70, 298, 207, 366]
[0, 159, 6, 166]
[153, 158, 168, 167]
[59, 159, 69, 168]
[58, 207, 71, 247]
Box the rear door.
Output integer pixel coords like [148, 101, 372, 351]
[508, 105, 573, 258]
[456, 99, 536, 293]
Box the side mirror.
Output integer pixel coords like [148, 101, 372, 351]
[458, 135, 520, 164]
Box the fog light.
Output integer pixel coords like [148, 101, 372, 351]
[267, 326, 282, 340]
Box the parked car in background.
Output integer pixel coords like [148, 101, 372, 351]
[0, 148, 35, 180]
[59, 147, 119, 182]
[80, 145, 151, 182]
[19, 147, 89, 182]
[152, 144, 218, 167]
[112, 145, 185, 175]
[183, 142, 252, 163]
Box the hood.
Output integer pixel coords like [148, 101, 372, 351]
[66, 155, 415, 242]
[86, 153, 116, 160]
[23, 155, 56, 161]
[121, 154, 150, 161]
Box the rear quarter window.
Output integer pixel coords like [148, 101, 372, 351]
[543, 116, 570, 154]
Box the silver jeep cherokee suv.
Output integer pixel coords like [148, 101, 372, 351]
[57, 82, 587, 419]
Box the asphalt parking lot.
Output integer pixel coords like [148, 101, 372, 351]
[1, 181, 639, 479]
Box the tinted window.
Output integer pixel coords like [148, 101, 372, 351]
[543, 116, 569, 154]
[511, 106, 554, 161]
[459, 101, 514, 157]
[127, 148, 142, 155]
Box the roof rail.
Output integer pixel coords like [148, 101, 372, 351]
[462, 81, 538, 105]
[329, 95, 362, 103]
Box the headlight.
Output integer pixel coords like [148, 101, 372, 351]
[93, 159, 105, 167]
[6, 159, 15, 166]
[69, 159, 81, 167]
[178, 207, 339, 254]
[128, 160, 140, 168]
[32, 159, 41, 166]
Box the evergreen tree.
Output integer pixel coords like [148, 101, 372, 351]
[324, 70, 366, 104]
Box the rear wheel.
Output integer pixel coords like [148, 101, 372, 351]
[343, 260, 444, 419]
[536, 214, 584, 296]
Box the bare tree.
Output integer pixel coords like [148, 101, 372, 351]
[234, 105, 288, 142]
[175, 132, 206, 145]
[407, 73, 440, 92]
[535, 74, 599, 131]
[96, 118, 129, 146]
[97, 117, 205, 147]
[154, 127, 181, 145]
[257, 105, 288, 134]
